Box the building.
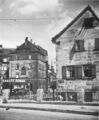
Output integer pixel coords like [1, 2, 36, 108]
[52, 5, 99, 102]
[2, 37, 48, 94]
[0, 45, 15, 93]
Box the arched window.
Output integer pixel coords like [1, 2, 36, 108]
[21, 66, 26, 75]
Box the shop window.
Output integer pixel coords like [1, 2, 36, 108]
[21, 66, 26, 75]
[74, 40, 85, 52]
[94, 38, 99, 51]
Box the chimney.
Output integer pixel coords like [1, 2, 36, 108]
[0, 45, 3, 50]
[25, 37, 28, 45]
[30, 39, 32, 43]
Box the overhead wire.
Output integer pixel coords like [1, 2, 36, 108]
[0, 17, 66, 21]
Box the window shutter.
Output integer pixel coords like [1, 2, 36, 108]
[95, 38, 99, 50]
[77, 66, 82, 79]
[92, 65, 96, 78]
[80, 40, 84, 51]
[62, 66, 66, 79]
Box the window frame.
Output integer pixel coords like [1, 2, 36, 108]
[74, 40, 85, 52]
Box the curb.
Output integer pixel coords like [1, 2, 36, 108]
[0, 105, 98, 116]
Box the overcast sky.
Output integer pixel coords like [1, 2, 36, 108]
[0, 0, 99, 65]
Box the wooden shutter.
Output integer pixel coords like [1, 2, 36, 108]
[92, 65, 96, 78]
[77, 66, 82, 79]
[95, 38, 99, 50]
[80, 40, 84, 51]
[62, 66, 66, 79]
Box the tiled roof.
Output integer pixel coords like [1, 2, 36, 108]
[13, 37, 47, 56]
[0, 48, 15, 56]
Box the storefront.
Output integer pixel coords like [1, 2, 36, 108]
[2, 79, 30, 96]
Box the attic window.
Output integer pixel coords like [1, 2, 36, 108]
[83, 17, 94, 29]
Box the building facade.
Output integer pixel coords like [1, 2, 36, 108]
[0, 45, 14, 93]
[52, 5, 99, 102]
[2, 37, 48, 94]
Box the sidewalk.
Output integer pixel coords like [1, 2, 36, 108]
[0, 100, 98, 116]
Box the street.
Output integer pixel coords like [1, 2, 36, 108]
[0, 108, 98, 120]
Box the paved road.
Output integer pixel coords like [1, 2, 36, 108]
[0, 108, 98, 120]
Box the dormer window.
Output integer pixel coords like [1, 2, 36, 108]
[74, 40, 85, 52]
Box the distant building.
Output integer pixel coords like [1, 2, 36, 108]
[2, 37, 48, 94]
[0, 45, 14, 93]
[52, 5, 99, 102]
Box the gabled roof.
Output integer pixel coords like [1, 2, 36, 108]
[12, 37, 47, 56]
[52, 5, 99, 44]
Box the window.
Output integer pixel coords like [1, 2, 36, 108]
[62, 66, 75, 79]
[66, 66, 75, 79]
[21, 66, 26, 75]
[95, 38, 99, 51]
[62, 64, 96, 80]
[3, 66, 7, 70]
[74, 40, 84, 52]
[16, 55, 20, 60]
[16, 64, 19, 70]
[83, 64, 96, 78]
[16, 73, 19, 78]
[3, 58, 8, 62]
[83, 17, 94, 29]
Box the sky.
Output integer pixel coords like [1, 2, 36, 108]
[0, 0, 99, 65]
